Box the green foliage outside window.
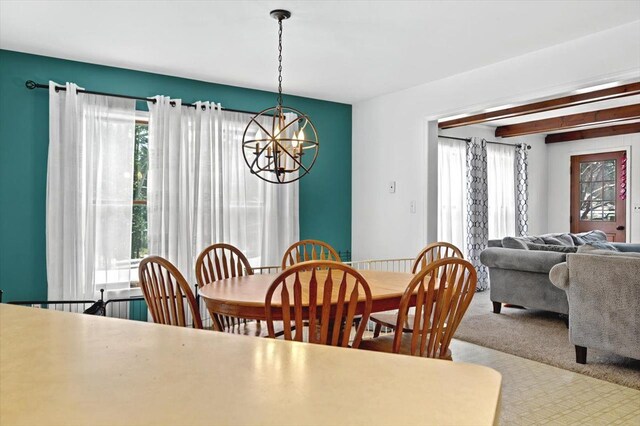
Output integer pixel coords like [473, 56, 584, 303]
[131, 123, 148, 259]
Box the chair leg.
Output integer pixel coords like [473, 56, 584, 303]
[353, 317, 362, 330]
[492, 301, 502, 314]
[575, 345, 587, 364]
[373, 322, 382, 338]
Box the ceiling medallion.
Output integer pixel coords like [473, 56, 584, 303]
[242, 9, 319, 184]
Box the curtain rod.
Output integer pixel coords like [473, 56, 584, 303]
[24, 80, 267, 115]
[438, 134, 531, 150]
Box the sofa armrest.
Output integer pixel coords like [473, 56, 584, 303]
[612, 243, 640, 253]
[549, 262, 569, 290]
[480, 247, 566, 274]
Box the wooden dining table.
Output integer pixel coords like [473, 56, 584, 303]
[198, 269, 416, 331]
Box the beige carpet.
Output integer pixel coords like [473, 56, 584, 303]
[454, 290, 640, 390]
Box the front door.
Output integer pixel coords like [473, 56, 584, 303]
[570, 151, 626, 242]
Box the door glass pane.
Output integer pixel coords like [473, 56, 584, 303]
[579, 159, 616, 222]
[603, 183, 615, 201]
[604, 161, 615, 181]
[603, 201, 615, 221]
[580, 162, 590, 181]
[591, 183, 603, 201]
[593, 163, 603, 181]
[580, 183, 591, 202]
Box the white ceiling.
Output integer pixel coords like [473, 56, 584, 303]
[1, 1, 639, 104]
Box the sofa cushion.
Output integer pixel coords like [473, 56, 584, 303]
[526, 243, 578, 253]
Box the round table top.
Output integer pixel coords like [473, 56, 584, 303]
[198, 269, 415, 307]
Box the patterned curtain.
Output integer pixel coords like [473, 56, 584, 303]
[466, 137, 489, 291]
[515, 144, 529, 236]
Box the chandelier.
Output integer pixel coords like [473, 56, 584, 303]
[242, 9, 319, 184]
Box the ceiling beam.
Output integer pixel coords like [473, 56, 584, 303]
[438, 82, 640, 129]
[545, 122, 640, 144]
[495, 104, 640, 138]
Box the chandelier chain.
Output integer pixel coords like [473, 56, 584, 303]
[277, 17, 283, 108]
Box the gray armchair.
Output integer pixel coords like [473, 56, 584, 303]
[550, 251, 640, 364]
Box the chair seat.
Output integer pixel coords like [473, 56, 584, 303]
[371, 313, 430, 333]
[358, 334, 452, 360]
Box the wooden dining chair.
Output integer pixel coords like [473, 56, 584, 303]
[370, 242, 464, 337]
[139, 256, 203, 329]
[195, 243, 266, 335]
[359, 258, 477, 360]
[281, 240, 341, 269]
[265, 260, 372, 348]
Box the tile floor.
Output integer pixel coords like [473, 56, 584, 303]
[450, 339, 640, 425]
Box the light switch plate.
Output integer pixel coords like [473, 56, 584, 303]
[388, 181, 396, 193]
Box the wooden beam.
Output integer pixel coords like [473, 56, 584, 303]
[545, 122, 640, 144]
[438, 82, 640, 129]
[495, 104, 640, 138]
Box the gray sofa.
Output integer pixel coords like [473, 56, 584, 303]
[549, 250, 640, 363]
[480, 230, 638, 316]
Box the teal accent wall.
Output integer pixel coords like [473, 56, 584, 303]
[0, 49, 352, 302]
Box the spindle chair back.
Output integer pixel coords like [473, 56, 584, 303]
[412, 242, 464, 273]
[393, 257, 476, 358]
[281, 240, 341, 269]
[265, 261, 372, 348]
[139, 256, 202, 329]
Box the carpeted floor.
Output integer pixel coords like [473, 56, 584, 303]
[455, 290, 640, 390]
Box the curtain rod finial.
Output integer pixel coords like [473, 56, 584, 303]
[25, 80, 37, 90]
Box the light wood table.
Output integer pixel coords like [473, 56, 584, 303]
[0, 304, 502, 426]
[198, 270, 417, 330]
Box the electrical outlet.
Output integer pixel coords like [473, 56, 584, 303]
[410, 200, 416, 214]
[388, 181, 396, 193]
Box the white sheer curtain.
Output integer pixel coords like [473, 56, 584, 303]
[147, 97, 221, 283]
[487, 143, 516, 240]
[220, 112, 299, 267]
[147, 100, 299, 281]
[437, 138, 467, 254]
[47, 82, 135, 300]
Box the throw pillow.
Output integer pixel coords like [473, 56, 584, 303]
[526, 243, 578, 253]
[571, 234, 586, 245]
[577, 242, 620, 252]
[502, 237, 528, 250]
[556, 233, 575, 246]
[540, 236, 564, 246]
[576, 230, 608, 244]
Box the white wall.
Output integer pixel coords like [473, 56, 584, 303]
[439, 125, 548, 236]
[352, 21, 640, 259]
[546, 134, 639, 243]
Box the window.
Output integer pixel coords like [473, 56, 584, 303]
[486, 143, 516, 240]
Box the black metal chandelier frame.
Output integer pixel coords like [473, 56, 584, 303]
[241, 9, 320, 184]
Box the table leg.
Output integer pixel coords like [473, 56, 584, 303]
[210, 311, 224, 332]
